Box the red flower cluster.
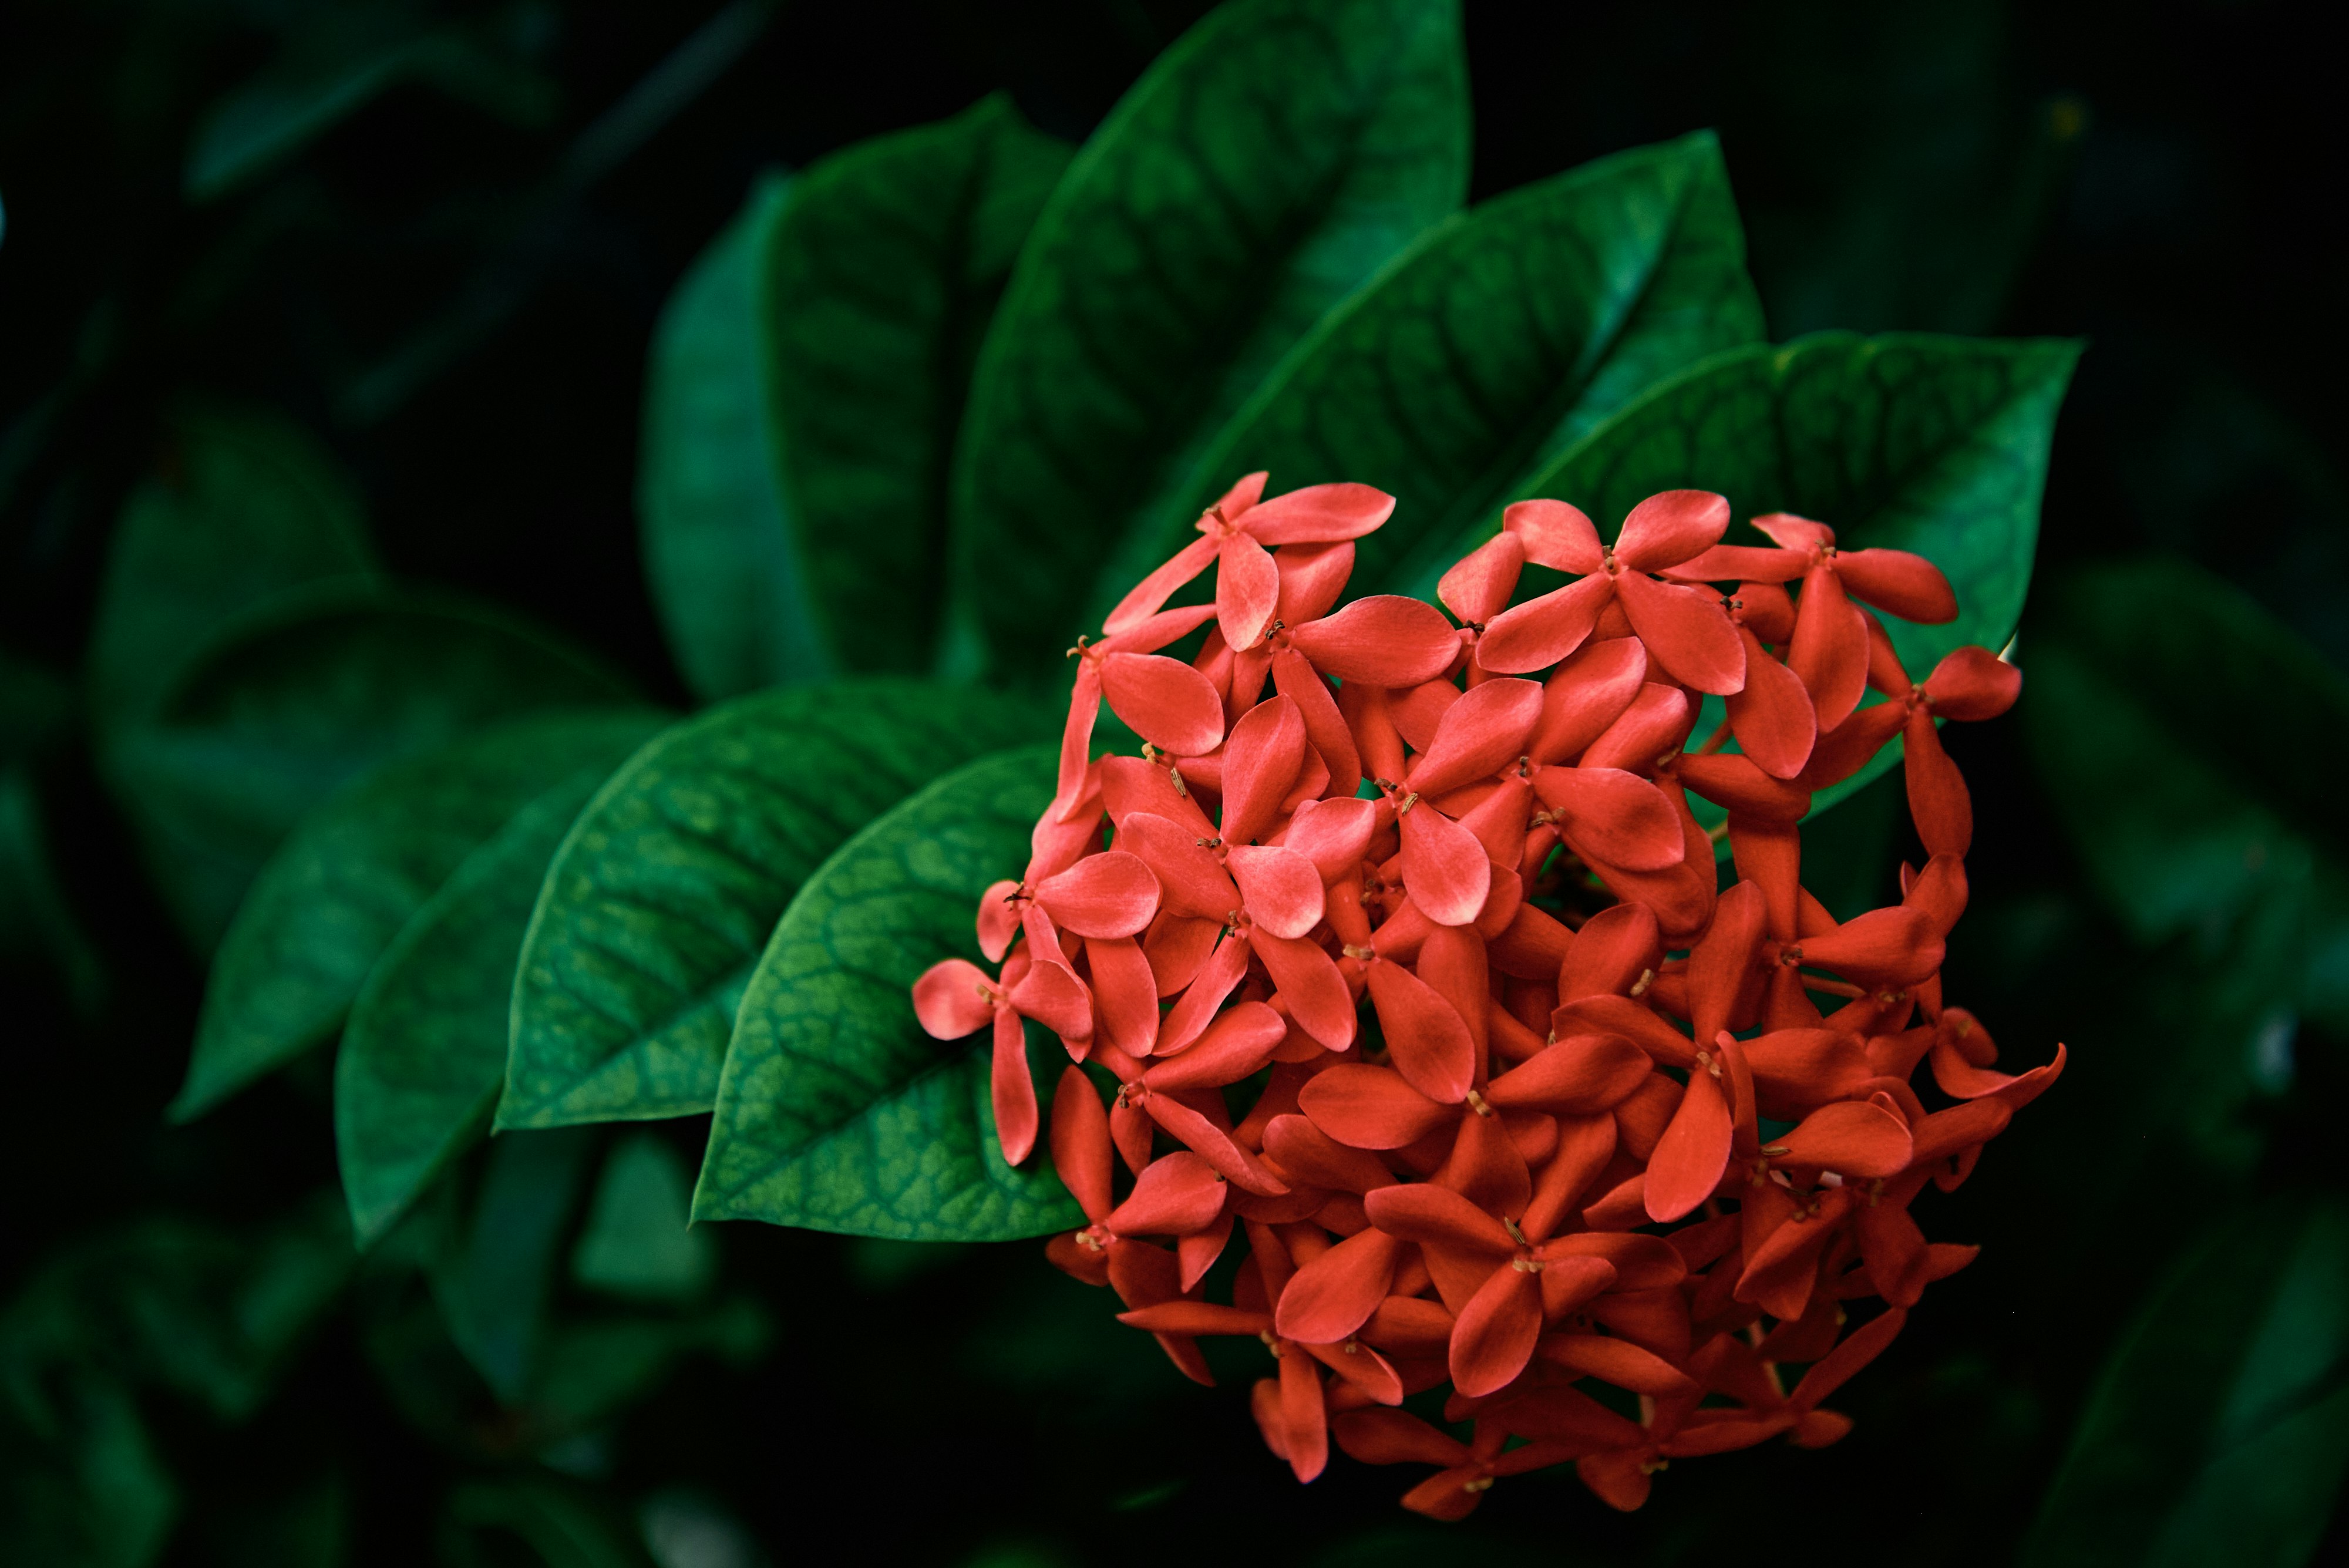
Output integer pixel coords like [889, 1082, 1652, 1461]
[914, 475, 2062, 1518]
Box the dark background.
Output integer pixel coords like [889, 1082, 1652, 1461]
[5, 1, 2344, 1563]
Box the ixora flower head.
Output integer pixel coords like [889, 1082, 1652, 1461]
[912, 475, 2061, 1519]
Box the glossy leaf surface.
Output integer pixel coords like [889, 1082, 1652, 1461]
[500, 681, 1051, 1130]
[1119, 130, 1764, 609]
[2021, 1199, 2349, 1568]
[335, 759, 630, 1247]
[951, 0, 1469, 677]
[174, 709, 660, 1123]
[695, 748, 1083, 1239]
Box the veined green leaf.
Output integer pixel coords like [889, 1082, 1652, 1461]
[500, 680, 1052, 1130]
[173, 708, 662, 1123]
[111, 584, 635, 953]
[694, 747, 1083, 1240]
[89, 405, 376, 731]
[1112, 130, 1764, 615]
[1456, 331, 2079, 815]
[2021, 1198, 2349, 1568]
[950, 0, 1469, 679]
[639, 173, 829, 701]
[766, 93, 1072, 675]
[336, 759, 639, 1247]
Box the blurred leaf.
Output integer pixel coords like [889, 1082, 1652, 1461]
[174, 708, 661, 1123]
[639, 173, 829, 701]
[1469, 331, 2079, 814]
[2026, 557, 2349, 1159]
[949, 0, 1470, 678]
[337, 755, 655, 1247]
[429, 1128, 596, 1407]
[0, 1194, 354, 1426]
[764, 93, 1072, 676]
[500, 680, 1049, 1130]
[1, 763, 105, 1012]
[89, 405, 376, 731]
[524, 1297, 768, 1439]
[2021, 1197, 2349, 1567]
[186, 9, 556, 202]
[695, 746, 1085, 1239]
[439, 1475, 655, 1568]
[568, 1133, 714, 1305]
[0, 1372, 175, 1568]
[1116, 130, 1765, 608]
[111, 585, 635, 954]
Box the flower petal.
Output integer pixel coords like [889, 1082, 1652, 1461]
[1441, 531, 1527, 626]
[1539, 1333, 1695, 1397]
[1216, 531, 1283, 651]
[1048, 1062, 1113, 1221]
[1157, 929, 1251, 1054]
[1300, 1066, 1453, 1150]
[1087, 935, 1160, 1056]
[1833, 547, 1956, 623]
[1504, 499, 1604, 574]
[1254, 930, 1357, 1050]
[1147, 1000, 1287, 1088]
[1556, 903, 1663, 1001]
[1279, 1346, 1330, 1482]
[1276, 1227, 1404, 1344]
[1451, 1263, 1543, 1397]
[1363, 1182, 1517, 1254]
[1241, 480, 1395, 544]
[1478, 574, 1615, 674]
[1644, 1064, 1731, 1222]
[1903, 708, 1972, 859]
[1143, 1092, 1288, 1196]
[1367, 958, 1476, 1105]
[1398, 799, 1493, 927]
[1532, 766, 1685, 872]
[1529, 635, 1649, 763]
[1725, 625, 1817, 778]
[1221, 695, 1309, 846]
[1274, 540, 1358, 626]
[1099, 754, 1214, 836]
[1613, 489, 1729, 571]
[1661, 543, 1806, 584]
[1786, 563, 1869, 731]
[1227, 844, 1325, 938]
[1794, 904, 1943, 988]
[1614, 568, 1745, 694]
[1270, 648, 1361, 798]
[1923, 645, 2021, 720]
[913, 958, 994, 1039]
[1102, 651, 1226, 755]
[1579, 681, 1693, 773]
[1775, 1099, 1913, 1176]
[1331, 1407, 1470, 1468]
[1287, 595, 1461, 686]
[1036, 850, 1161, 938]
[1486, 1034, 1651, 1116]
[1107, 1150, 1229, 1236]
[991, 1008, 1039, 1163]
[1283, 795, 1377, 884]
[1104, 534, 1221, 635]
[1407, 677, 1546, 796]
[1116, 811, 1240, 918]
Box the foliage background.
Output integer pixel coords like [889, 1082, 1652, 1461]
[5, 1, 2348, 1564]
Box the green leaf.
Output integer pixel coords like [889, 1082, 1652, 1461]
[89, 405, 376, 731]
[335, 758, 646, 1247]
[1461, 331, 2081, 814]
[500, 679, 1051, 1131]
[1113, 130, 1765, 612]
[111, 584, 635, 953]
[428, 1128, 597, 1408]
[638, 173, 830, 701]
[174, 708, 662, 1123]
[949, 0, 1470, 678]
[694, 746, 1085, 1240]
[525, 1298, 767, 1439]
[0, 1372, 176, 1568]
[765, 93, 1072, 675]
[567, 1133, 715, 1305]
[439, 1476, 656, 1568]
[2021, 1197, 2349, 1568]
[2024, 557, 2349, 1159]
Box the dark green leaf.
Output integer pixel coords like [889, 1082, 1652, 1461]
[500, 680, 1051, 1130]
[1465, 331, 2080, 813]
[1112, 130, 1765, 610]
[439, 1476, 655, 1568]
[113, 585, 635, 954]
[950, 0, 1469, 678]
[524, 1298, 767, 1439]
[2021, 1197, 2349, 1568]
[694, 746, 1085, 1240]
[2025, 557, 2349, 1159]
[567, 1133, 714, 1305]
[336, 758, 643, 1247]
[638, 173, 830, 701]
[0, 1372, 175, 1568]
[174, 708, 662, 1123]
[88, 405, 376, 731]
[766, 93, 1072, 675]
[428, 1128, 597, 1408]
